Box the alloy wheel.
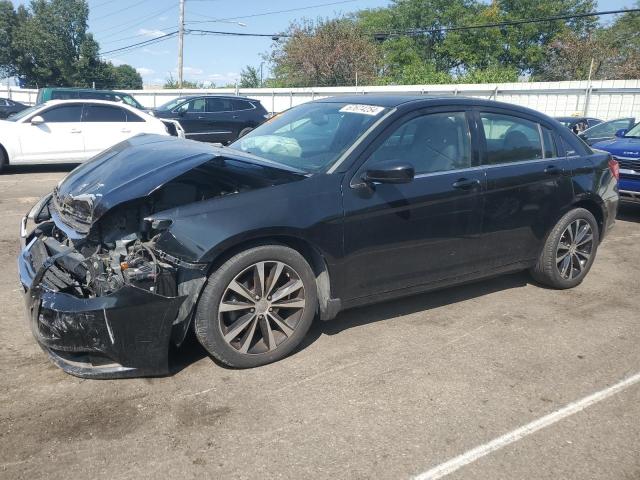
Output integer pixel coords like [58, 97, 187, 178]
[556, 219, 594, 280]
[218, 261, 306, 355]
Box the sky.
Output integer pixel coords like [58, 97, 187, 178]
[9, 0, 639, 87]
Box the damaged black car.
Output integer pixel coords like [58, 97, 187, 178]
[18, 96, 618, 379]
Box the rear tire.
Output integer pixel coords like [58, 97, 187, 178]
[530, 208, 599, 289]
[238, 127, 253, 139]
[194, 245, 318, 368]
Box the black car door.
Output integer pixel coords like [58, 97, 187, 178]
[341, 108, 486, 300]
[176, 97, 209, 140]
[203, 97, 236, 144]
[475, 109, 574, 268]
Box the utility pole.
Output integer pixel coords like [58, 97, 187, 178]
[178, 0, 185, 88]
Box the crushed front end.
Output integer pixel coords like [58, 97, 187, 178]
[18, 192, 206, 379]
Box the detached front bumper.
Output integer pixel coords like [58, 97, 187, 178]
[18, 236, 185, 379]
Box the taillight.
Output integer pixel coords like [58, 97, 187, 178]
[608, 157, 620, 180]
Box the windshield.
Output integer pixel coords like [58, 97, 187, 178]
[6, 104, 40, 121]
[157, 97, 190, 111]
[624, 122, 640, 138]
[118, 94, 143, 109]
[229, 102, 389, 172]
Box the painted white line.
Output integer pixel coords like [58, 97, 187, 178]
[413, 371, 640, 480]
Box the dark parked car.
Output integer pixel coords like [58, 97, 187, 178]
[555, 116, 603, 134]
[0, 97, 28, 118]
[36, 87, 146, 110]
[19, 96, 619, 379]
[152, 95, 269, 144]
[578, 117, 636, 145]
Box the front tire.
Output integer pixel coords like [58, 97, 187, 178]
[530, 208, 599, 289]
[194, 245, 318, 368]
[238, 127, 253, 139]
[0, 147, 7, 174]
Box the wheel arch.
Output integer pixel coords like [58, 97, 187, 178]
[202, 234, 339, 321]
[570, 197, 605, 240]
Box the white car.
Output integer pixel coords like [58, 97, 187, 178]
[0, 99, 184, 172]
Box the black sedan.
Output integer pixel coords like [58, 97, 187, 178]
[0, 97, 28, 118]
[18, 96, 618, 378]
[151, 95, 269, 144]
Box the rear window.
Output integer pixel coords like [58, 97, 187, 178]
[231, 99, 254, 111]
[51, 91, 79, 101]
[83, 105, 127, 122]
[480, 113, 543, 164]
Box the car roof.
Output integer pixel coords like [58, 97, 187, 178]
[40, 87, 128, 94]
[38, 99, 144, 112]
[172, 94, 254, 99]
[312, 95, 552, 118]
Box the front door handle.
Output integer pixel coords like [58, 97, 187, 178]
[120, 128, 131, 133]
[197, 116, 205, 120]
[452, 178, 480, 190]
[69, 128, 82, 134]
[232, 115, 239, 119]
[544, 165, 561, 175]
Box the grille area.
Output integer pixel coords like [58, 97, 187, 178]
[614, 156, 640, 174]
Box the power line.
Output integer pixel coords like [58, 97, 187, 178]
[186, 0, 360, 24]
[91, 0, 152, 22]
[375, 8, 640, 37]
[100, 31, 179, 56]
[93, 3, 176, 38]
[98, 8, 640, 56]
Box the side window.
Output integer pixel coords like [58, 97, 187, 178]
[584, 119, 632, 138]
[51, 91, 78, 100]
[367, 111, 471, 174]
[187, 98, 206, 113]
[480, 113, 543, 164]
[0, 99, 7, 106]
[39, 105, 83, 123]
[126, 110, 145, 122]
[231, 99, 253, 111]
[83, 105, 127, 122]
[541, 127, 557, 158]
[206, 98, 233, 113]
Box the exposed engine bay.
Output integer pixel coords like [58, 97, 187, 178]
[18, 135, 307, 378]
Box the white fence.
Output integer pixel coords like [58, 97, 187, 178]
[3, 80, 640, 120]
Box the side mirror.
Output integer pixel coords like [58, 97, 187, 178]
[362, 161, 415, 185]
[615, 128, 628, 138]
[30, 115, 44, 126]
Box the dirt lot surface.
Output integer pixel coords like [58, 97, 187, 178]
[1, 165, 639, 480]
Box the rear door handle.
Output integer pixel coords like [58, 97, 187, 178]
[197, 116, 205, 120]
[120, 128, 131, 133]
[544, 165, 561, 175]
[233, 115, 239, 119]
[452, 178, 481, 190]
[70, 128, 82, 134]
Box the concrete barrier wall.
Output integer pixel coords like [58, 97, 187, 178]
[3, 80, 640, 121]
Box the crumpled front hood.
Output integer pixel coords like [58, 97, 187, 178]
[52, 134, 305, 232]
[593, 137, 640, 157]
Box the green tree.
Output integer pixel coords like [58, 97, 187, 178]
[163, 74, 209, 89]
[269, 18, 380, 87]
[112, 64, 143, 89]
[3, 0, 143, 88]
[356, 0, 598, 82]
[239, 66, 261, 88]
[0, 1, 19, 78]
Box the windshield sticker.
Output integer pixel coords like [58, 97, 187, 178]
[339, 104, 385, 116]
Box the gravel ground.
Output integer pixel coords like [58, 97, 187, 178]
[1, 165, 639, 480]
